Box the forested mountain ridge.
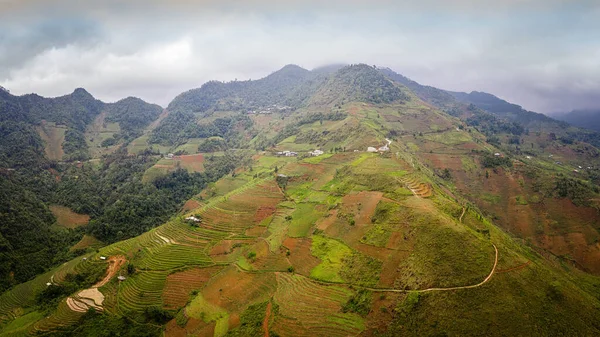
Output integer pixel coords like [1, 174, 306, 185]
[552, 109, 600, 132]
[2, 63, 600, 336]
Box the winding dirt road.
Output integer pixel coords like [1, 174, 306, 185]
[363, 244, 498, 294]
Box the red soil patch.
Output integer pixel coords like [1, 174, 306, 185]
[48, 168, 61, 182]
[342, 191, 383, 225]
[246, 226, 268, 237]
[252, 240, 291, 271]
[255, 206, 276, 223]
[50, 205, 90, 228]
[379, 249, 411, 288]
[420, 153, 464, 171]
[163, 266, 223, 308]
[263, 302, 272, 337]
[386, 232, 405, 249]
[315, 210, 338, 231]
[95, 255, 126, 288]
[182, 199, 202, 212]
[165, 318, 214, 337]
[364, 293, 402, 335]
[176, 154, 205, 172]
[283, 238, 320, 276]
[209, 240, 245, 256]
[202, 267, 277, 313]
[348, 105, 359, 116]
[229, 313, 241, 329]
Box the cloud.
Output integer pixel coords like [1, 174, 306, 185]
[0, 0, 599, 112]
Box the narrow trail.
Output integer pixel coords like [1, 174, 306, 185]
[496, 260, 531, 273]
[263, 301, 272, 337]
[459, 207, 466, 223]
[362, 244, 498, 294]
[66, 255, 126, 313]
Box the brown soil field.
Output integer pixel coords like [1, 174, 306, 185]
[182, 199, 202, 212]
[177, 154, 205, 172]
[364, 292, 401, 335]
[420, 153, 464, 171]
[209, 240, 246, 256]
[272, 272, 360, 337]
[95, 256, 126, 288]
[165, 318, 213, 337]
[255, 206, 276, 223]
[50, 205, 90, 228]
[263, 302, 272, 337]
[315, 210, 338, 231]
[162, 266, 223, 308]
[342, 191, 383, 225]
[251, 240, 291, 271]
[202, 267, 277, 313]
[283, 238, 320, 276]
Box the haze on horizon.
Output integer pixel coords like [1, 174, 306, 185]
[0, 0, 598, 114]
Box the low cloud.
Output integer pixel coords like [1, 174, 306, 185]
[0, 0, 598, 113]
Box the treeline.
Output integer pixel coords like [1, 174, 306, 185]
[55, 149, 246, 243]
[0, 175, 80, 292]
[311, 64, 410, 106]
[149, 112, 252, 147]
[253, 111, 347, 150]
[167, 64, 317, 114]
[104, 97, 163, 141]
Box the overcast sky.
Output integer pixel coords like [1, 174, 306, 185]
[0, 0, 598, 113]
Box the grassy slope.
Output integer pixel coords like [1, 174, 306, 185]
[2, 95, 600, 337]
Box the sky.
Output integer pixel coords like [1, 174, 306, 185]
[0, 0, 598, 114]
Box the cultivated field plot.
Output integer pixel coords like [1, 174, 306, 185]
[50, 205, 90, 228]
[1, 133, 564, 337]
[37, 122, 67, 161]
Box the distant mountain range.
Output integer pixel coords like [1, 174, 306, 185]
[550, 109, 600, 132]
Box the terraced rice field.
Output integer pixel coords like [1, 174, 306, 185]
[272, 273, 364, 337]
[162, 267, 223, 308]
[396, 174, 433, 198]
[117, 271, 168, 312]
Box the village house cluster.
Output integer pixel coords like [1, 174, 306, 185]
[367, 138, 392, 153]
[247, 104, 291, 114]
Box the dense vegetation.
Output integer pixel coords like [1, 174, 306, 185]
[311, 64, 410, 106]
[104, 97, 163, 140]
[168, 64, 319, 114]
[149, 112, 252, 146]
[0, 175, 80, 291]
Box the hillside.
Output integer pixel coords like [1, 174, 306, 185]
[2, 64, 600, 336]
[552, 109, 600, 132]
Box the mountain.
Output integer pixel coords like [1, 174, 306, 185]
[552, 109, 600, 132]
[1, 64, 600, 336]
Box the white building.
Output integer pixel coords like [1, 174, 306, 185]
[185, 216, 201, 223]
[309, 149, 324, 156]
[367, 147, 378, 153]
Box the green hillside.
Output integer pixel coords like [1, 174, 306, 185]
[2, 64, 600, 336]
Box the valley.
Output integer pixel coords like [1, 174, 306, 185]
[1, 64, 600, 336]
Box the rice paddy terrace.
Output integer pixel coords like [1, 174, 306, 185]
[2, 94, 600, 336]
[3, 142, 600, 336]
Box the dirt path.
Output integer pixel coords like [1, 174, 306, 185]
[95, 255, 126, 288]
[363, 244, 498, 293]
[496, 260, 531, 273]
[66, 255, 126, 313]
[459, 207, 466, 223]
[263, 301, 272, 337]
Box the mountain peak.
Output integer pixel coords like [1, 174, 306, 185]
[71, 87, 95, 100]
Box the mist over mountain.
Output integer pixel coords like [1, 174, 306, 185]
[2, 1, 600, 335]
